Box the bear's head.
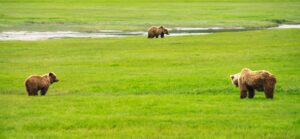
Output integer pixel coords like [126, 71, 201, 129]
[230, 73, 240, 87]
[159, 26, 169, 35]
[163, 28, 169, 35]
[49, 72, 59, 84]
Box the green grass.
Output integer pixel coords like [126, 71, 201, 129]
[0, 29, 300, 138]
[0, 95, 299, 138]
[1, 0, 300, 138]
[0, 0, 300, 31]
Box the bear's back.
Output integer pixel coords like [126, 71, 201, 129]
[148, 26, 159, 32]
[25, 75, 49, 88]
[241, 69, 275, 90]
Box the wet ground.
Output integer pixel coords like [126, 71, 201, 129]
[0, 24, 299, 41]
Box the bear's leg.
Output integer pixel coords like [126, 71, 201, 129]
[247, 88, 255, 99]
[263, 81, 275, 99]
[160, 33, 164, 38]
[155, 35, 159, 38]
[29, 88, 38, 96]
[26, 87, 31, 96]
[25, 84, 33, 96]
[240, 90, 247, 99]
[27, 91, 34, 96]
[33, 89, 38, 96]
[41, 87, 49, 96]
[239, 82, 247, 99]
[264, 87, 274, 99]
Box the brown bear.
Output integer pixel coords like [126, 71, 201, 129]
[230, 68, 276, 99]
[25, 72, 59, 96]
[148, 26, 169, 38]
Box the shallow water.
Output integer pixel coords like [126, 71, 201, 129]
[0, 31, 211, 40]
[272, 24, 300, 29]
[0, 24, 299, 41]
[0, 31, 124, 41]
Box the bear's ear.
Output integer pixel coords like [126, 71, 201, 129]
[230, 75, 234, 80]
[49, 72, 54, 76]
[159, 26, 164, 29]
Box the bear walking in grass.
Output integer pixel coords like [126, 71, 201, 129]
[230, 68, 276, 99]
[148, 26, 169, 38]
[25, 72, 59, 96]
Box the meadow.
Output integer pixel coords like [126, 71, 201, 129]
[0, 0, 300, 31]
[0, 0, 300, 138]
[1, 29, 300, 138]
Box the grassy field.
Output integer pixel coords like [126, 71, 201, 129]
[1, 0, 300, 138]
[0, 29, 300, 138]
[0, 0, 300, 31]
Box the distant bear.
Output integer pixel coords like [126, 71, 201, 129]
[25, 72, 59, 96]
[148, 26, 169, 38]
[230, 68, 276, 99]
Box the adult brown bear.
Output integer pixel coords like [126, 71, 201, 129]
[148, 26, 169, 38]
[230, 68, 276, 99]
[25, 72, 59, 96]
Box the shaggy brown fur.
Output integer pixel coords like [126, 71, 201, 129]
[148, 26, 169, 38]
[25, 72, 59, 96]
[230, 68, 276, 99]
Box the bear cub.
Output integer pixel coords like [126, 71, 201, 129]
[25, 72, 59, 96]
[230, 68, 276, 99]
